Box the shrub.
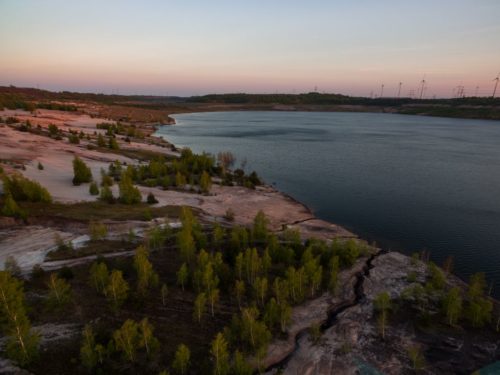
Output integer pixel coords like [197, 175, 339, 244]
[37, 162, 44, 170]
[146, 192, 158, 204]
[99, 185, 115, 203]
[3, 175, 52, 203]
[119, 173, 141, 204]
[72, 156, 92, 185]
[89, 182, 99, 196]
[69, 134, 80, 144]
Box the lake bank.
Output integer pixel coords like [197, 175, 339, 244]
[156, 110, 500, 298]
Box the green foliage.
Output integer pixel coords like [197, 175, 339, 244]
[407, 345, 425, 370]
[89, 262, 109, 294]
[108, 136, 119, 150]
[3, 175, 52, 203]
[69, 133, 80, 144]
[442, 287, 462, 325]
[118, 172, 141, 204]
[211, 332, 230, 375]
[72, 156, 93, 185]
[252, 210, 269, 243]
[147, 192, 158, 204]
[427, 262, 446, 291]
[232, 350, 252, 375]
[113, 319, 140, 362]
[134, 245, 159, 296]
[4, 256, 21, 278]
[138, 318, 160, 357]
[374, 292, 391, 339]
[1, 194, 25, 219]
[80, 325, 105, 370]
[172, 343, 190, 375]
[176, 263, 189, 291]
[46, 273, 72, 309]
[200, 170, 212, 193]
[89, 181, 99, 195]
[105, 270, 129, 310]
[193, 292, 207, 323]
[0, 271, 39, 366]
[465, 273, 492, 328]
[89, 221, 107, 241]
[97, 134, 106, 147]
[99, 184, 115, 203]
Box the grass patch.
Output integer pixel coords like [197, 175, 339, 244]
[46, 239, 138, 261]
[20, 201, 183, 222]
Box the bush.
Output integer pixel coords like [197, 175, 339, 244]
[37, 162, 44, 170]
[69, 134, 80, 144]
[72, 156, 92, 185]
[3, 175, 52, 203]
[147, 192, 158, 204]
[119, 173, 141, 204]
[99, 185, 115, 203]
[89, 182, 99, 196]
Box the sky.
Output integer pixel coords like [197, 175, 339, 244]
[1, 0, 499, 97]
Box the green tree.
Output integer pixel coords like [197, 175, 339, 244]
[407, 345, 425, 371]
[211, 332, 230, 375]
[175, 172, 187, 188]
[1, 194, 25, 219]
[442, 287, 462, 325]
[108, 136, 119, 150]
[279, 302, 292, 332]
[118, 172, 141, 204]
[99, 184, 114, 203]
[172, 343, 190, 375]
[139, 318, 159, 357]
[80, 325, 105, 370]
[72, 156, 93, 185]
[200, 171, 212, 193]
[234, 280, 245, 310]
[134, 246, 159, 296]
[105, 270, 129, 310]
[208, 288, 220, 317]
[374, 292, 391, 339]
[97, 133, 106, 147]
[252, 210, 269, 243]
[89, 181, 99, 195]
[177, 263, 189, 291]
[254, 277, 268, 306]
[89, 262, 109, 294]
[177, 227, 196, 264]
[427, 262, 446, 291]
[466, 273, 493, 328]
[0, 271, 39, 366]
[113, 319, 140, 362]
[46, 273, 72, 309]
[212, 223, 225, 249]
[232, 350, 252, 375]
[89, 221, 107, 241]
[193, 292, 207, 323]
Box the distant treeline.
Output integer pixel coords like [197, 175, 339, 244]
[1, 86, 500, 120]
[187, 92, 500, 107]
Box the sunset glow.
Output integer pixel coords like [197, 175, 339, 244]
[1, 0, 499, 97]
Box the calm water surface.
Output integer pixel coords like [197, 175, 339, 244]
[156, 111, 500, 296]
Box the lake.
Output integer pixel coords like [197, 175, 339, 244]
[155, 111, 500, 296]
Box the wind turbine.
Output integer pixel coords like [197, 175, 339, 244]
[380, 84, 384, 98]
[397, 82, 402, 98]
[419, 76, 426, 99]
[493, 73, 500, 98]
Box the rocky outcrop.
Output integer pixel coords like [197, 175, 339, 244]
[265, 252, 500, 374]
